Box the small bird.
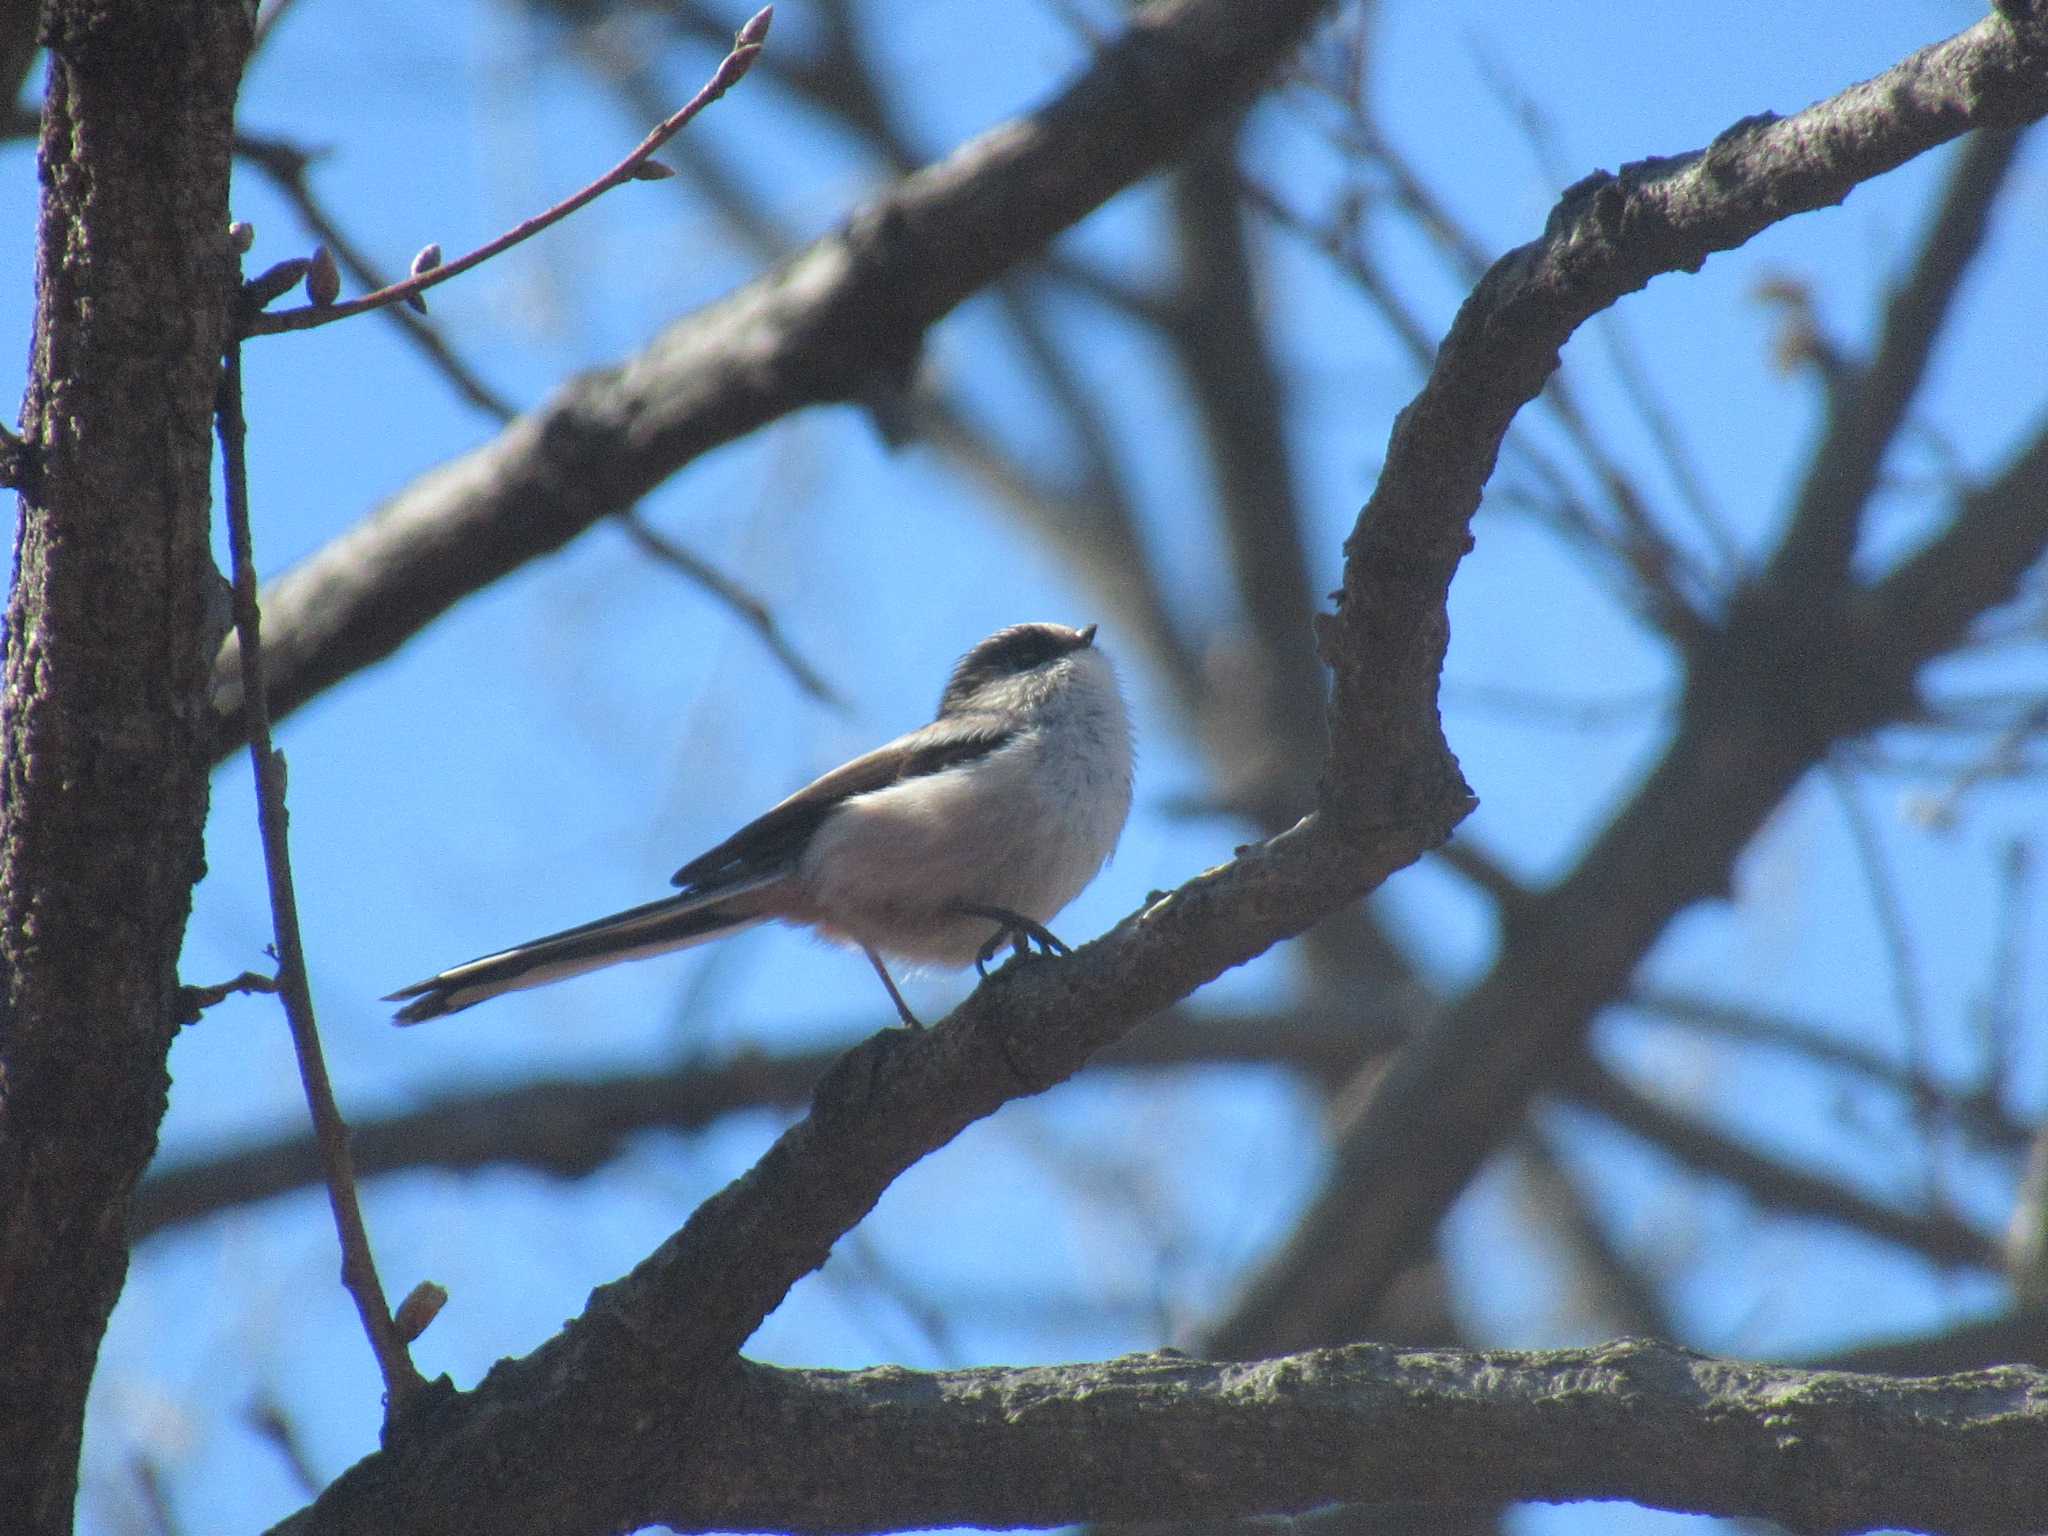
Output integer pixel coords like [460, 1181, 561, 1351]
[386, 622, 1133, 1027]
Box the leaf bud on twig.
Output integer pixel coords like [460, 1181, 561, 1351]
[305, 245, 341, 307]
[393, 1281, 448, 1344]
[405, 243, 442, 313]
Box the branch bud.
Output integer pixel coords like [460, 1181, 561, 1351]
[306, 245, 341, 307]
[393, 1281, 448, 1344]
[243, 258, 311, 310]
[405, 243, 442, 313]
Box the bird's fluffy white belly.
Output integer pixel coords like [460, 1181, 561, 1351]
[798, 728, 1130, 967]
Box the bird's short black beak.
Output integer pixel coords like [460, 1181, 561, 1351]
[1077, 623, 1097, 646]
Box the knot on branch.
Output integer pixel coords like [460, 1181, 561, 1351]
[0, 421, 37, 494]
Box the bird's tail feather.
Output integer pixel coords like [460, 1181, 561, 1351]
[385, 879, 782, 1024]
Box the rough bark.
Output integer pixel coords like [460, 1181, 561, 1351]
[0, 3, 249, 1531]
[277, 1341, 2048, 1535]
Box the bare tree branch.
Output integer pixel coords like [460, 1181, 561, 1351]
[617, 510, 846, 707]
[1212, 5, 2048, 1359]
[1769, 124, 2027, 588]
[245, 12, 2048, 1531]
[278, 1340, 2048, 1535]
[1560, 1056, 2004, 1271]
[132, 1007, 1391, 1240]
[206, 0, 1346, 763]
[267, 802, 1431, 1522]
[1622, 988, 2027, 1148]
[1167, 140, 1329, 823]
[1826, 1305, 2048, 1374]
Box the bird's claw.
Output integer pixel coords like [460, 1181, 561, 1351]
[962, 903, 1070, 976]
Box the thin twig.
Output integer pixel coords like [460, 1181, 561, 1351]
[215, 337, 426, 1419]
[233, 132, 517, 421]
[1622, 988, 2026, 1150]
[1297, 70, 1721, 637]
[175, 968, 279, 1024]
[1590, 312, 1744, 572]
[568, 9, 793, 255]
[1253, 168, 1716, 631]
[129, 1454, 182, 1536]
[1438, 678, 1670, 729]
[1826, 761, 1943, 1208]
[252, 0, 303, 55]
[241, 6, 772, 338]
[1560, 1057, 2003, 1271]
[1980, 839, 2032, 1106]
[1245, 171, 1713, 643]
[0, 416, 32, 492]
[1904, 695, 2048, 828]
[1466, 36, 1742, 572]
[617, 510, 845, 709]
[1429, 834, 1530, 913]
[246, 1396, 323, 1497]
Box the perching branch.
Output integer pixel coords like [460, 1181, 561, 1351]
[1210, 4, 2048, 1360]
[267, 9, 2048, 1531]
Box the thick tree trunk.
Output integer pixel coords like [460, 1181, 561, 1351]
[0, 3, 249, 1530]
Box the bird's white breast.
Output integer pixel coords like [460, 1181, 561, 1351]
[798, 648, 1133, 966]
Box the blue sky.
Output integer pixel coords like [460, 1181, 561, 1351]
[9, 2, 2042, 1531]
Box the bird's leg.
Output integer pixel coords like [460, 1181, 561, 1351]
[955, 902, 1070, 977]
[863, 946, 923, 1029]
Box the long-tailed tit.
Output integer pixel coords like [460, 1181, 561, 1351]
[386, 622, 1133, 1027]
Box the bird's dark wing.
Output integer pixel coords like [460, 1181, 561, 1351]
[671, 712, 1017, 890]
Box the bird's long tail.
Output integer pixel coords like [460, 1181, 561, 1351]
[384, 878, 782, 1024]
